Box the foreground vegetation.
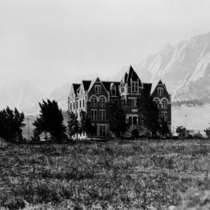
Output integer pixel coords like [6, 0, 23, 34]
[1, 140, 210, 209]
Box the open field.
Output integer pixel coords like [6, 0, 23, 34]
[1, 140, 210, 209]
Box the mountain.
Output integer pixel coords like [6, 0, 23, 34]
[0, 80, 46, 114]
[49, 83, 71, 111]
[49, 72, 101, 111]
[114, 32, 210, 102]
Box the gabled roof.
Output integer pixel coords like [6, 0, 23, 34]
[72, 83, 80, 93]
[157, 80, 167, 89]
[121, 65, 141, 86]
[82, 80, 91, 91]
[88, 77, 109, 94]
[121, 72, 128, 83]
[102, 81, 120, 91]
[142, 83, 152, 95]
[88, 77, 99, 92]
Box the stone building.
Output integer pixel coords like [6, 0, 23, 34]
[68, 66, 171, 138]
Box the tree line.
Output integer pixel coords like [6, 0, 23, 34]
[0, 90, 170, 143]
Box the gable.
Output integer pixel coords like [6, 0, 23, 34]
[88, 78, 108, 98]
[152, 80, 169, 99]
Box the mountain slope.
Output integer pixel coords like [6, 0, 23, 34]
[114, 32, 210, 102]
[0, 80, 46, 114]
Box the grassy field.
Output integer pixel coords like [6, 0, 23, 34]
[1, 140, 210, 210]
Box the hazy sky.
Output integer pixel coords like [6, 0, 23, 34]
[1, 0, 210, 94]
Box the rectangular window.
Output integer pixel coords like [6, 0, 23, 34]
[98, 110, 102, 120]
[91, 109, 97, 120]
[132, 82, 138, 93]
[99, 125, 106, 136]
[133, 117, 138, 125]
[131, 99, 137, 107]
[80, 100, 81, 108]
[99, 110, 106, 120]
[102, 110, 105, 120]
[83, 99, 85, 107]
[73, 102, 75, 109]
[128, 117, 132, 125]
[76, 101, 78, 109]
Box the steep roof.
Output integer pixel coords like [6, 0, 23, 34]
[72, 83, 80, 93]
[121, 72, 128, 83]
[82, 80, 91, 91]
[142, 83, 152, 95]
[157, 80, 167, 89]
[102, 81, 120, 91]
[121, 65, 141, 86]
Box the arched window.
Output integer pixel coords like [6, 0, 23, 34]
[161, 99, 168, 109]
[154, 98, 160, 108]
[98, 86, 101, 93]
[95, 86, 98, 93]
[91, 97, 97, 107]
[157, 87, 164, 96]
[111, 87, 116, 96]
[99, 97, 106, 107]
[95, 85, 101, 94]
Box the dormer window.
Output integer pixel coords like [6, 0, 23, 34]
[157, 87, 164, 96]
[95, 85, 101, 94]
[132, 81, 138, 93]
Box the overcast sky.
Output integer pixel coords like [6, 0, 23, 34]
[1, 0, 210, 94]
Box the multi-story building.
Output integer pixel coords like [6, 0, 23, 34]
[68, 66, 171, 138]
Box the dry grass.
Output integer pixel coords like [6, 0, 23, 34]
[1, 140, 210, 209]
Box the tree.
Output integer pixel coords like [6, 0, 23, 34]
[137, 90, 160, 136]
[33, 99, 67, 142]
[176, 126, 188, 138]
[0, 107, 25, 142]
[204, 127, 210, 138]
[80, 110, 94, 138]
[67, 111, 80, 140]
[109, 101, 129, 138]
[159, 117, 170, 137]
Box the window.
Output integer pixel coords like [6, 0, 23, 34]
[73, 102, 75, 109]
[162, 99, 168, 109]
[98, 86, 101, 93]
[131, 98, 137, 107]
[128, 117, 132, 125]
[132, 81, 138, 93]
[154, 99, 160, 108]
[99, 97, 106, 107]
[95, 86, 98, 93]
[99, 125, 106, 136]
[91, 109, 97, 120]
[99, 110, 106, 120]
[111, 86, 116, 96]
[121, 87, 124, 93]
[157, 87, 164, 96]
[95, 85, 102, 94]
[91, 97, 97, 107]
[83, 99, 85, 107]
[76, 101, 78, 109]
[162, 112, 168, 120]
[80, 100, 81, 108]
[133, 117, 138, 125]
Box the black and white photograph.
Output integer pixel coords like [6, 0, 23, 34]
[1, 0, 210, 209]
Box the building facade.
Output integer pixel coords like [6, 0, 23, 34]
[68, 66, 171, 138]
